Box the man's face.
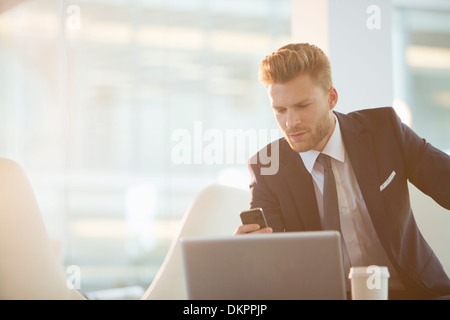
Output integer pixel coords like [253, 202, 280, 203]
[267, 74, 338, 153]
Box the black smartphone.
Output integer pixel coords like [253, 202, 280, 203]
[240, 208, 268, 229]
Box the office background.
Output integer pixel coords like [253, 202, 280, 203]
[0, 0, 449, 296]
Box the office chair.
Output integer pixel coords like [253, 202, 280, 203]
[141, 183, 249, 300]
[0, 158, 85, 299]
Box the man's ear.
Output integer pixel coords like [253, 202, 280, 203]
[328, 87, 338, 110]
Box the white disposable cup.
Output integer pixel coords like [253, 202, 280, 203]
[348, 266, 390, 300]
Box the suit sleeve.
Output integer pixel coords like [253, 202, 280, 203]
[389, 108, 450, 209]
[248, 153, 286, 232]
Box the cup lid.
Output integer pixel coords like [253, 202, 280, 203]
[348, 265, 390, 279]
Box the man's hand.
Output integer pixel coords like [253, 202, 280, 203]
[234, 224, 273, 235]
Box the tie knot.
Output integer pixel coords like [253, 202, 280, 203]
[317, 153, 332, 169]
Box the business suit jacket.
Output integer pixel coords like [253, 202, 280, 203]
[248, 107, 450, 298]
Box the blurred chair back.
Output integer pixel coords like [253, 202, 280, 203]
[0, 158, 85, 299]
[142, 184, 248, 300]
[409, 183, 450, 276]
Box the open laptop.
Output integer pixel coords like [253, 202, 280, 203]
[180, 231, 347, 300]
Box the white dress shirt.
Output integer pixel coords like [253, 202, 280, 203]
[299, 115, 404, 290]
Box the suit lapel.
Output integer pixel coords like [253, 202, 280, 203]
[280, 140, 321, 231]
[336, 112, 387, 232]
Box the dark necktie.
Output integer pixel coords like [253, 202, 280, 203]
[317, 153, 341, 232]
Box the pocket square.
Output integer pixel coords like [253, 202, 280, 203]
[380, 170, 396, 191]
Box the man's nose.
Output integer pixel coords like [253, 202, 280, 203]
[285, 109, 301, 129]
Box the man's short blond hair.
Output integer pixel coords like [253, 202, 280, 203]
[258, 43, 333, 91]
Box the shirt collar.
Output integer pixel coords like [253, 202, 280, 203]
[299, 114, 346, 174]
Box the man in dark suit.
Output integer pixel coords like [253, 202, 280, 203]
[235, 43, 450, 299]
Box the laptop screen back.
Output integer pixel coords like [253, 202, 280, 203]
[181, 231, 347, 300]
